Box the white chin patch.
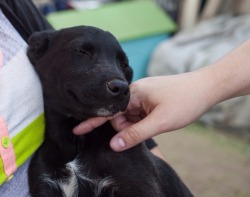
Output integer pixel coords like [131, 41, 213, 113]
[97, 107, 113, 116]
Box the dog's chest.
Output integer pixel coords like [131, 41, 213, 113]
[44, 158, 117, 197]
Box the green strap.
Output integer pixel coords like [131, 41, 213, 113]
[0, 113, 45, 185]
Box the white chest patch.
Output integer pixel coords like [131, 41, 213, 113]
[58, 159, 91, 197]
[42, 158, 117, 197]
[59, 161, 78, 197]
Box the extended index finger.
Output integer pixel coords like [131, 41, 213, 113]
[73, 117, 110, 135]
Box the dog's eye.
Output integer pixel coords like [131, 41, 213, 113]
[74, 49, 91, 57]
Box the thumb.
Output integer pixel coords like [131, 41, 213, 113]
[110, 110, 163, 152]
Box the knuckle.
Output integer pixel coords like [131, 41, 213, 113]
[124, 127, 141, 144]
[158, 118, 170, 133]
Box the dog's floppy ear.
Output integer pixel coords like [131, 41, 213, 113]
[27, 30, 55, 65]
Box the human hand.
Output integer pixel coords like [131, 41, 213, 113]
[74, 70, 218, 151]
[108, 73, 217, 151]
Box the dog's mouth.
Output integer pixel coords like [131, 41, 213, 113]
[66, 89, 129, 119]
[95, 104, 127, 117]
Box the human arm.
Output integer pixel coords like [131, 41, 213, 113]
[0, 0, 52, 42]
[73, 39, 250, 151]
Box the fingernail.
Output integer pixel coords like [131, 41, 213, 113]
[111, 137, 126, 151]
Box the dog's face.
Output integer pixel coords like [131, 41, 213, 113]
[28, 26, 133, 120]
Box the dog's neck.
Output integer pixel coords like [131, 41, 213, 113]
[42, 101, 115, 164]
[43, 105, 86, 162]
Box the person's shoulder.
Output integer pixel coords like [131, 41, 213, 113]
[0, 0, 52, 42]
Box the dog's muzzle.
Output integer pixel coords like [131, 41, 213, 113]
[106, 79, 129, 98]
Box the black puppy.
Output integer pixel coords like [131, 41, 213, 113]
[27, 26, 193, 197]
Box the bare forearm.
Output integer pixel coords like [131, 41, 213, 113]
[199, 39, 250, 107]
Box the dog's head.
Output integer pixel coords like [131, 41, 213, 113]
[28, 26, 133, 120]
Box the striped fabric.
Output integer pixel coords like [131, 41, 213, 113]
[0, 10, 45, 184]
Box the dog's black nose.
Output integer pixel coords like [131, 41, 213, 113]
[106, 79, 129, 97]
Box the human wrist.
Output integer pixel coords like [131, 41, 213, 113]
[192, 66, 222, 111]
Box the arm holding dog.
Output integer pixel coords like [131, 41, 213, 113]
[74, 39, 250, 152]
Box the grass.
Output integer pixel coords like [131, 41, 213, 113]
[185, 123, 250, 157]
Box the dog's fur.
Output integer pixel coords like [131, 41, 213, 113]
[27, 26, 193, 197]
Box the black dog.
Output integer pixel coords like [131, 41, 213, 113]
[27, 26, 193, 197]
